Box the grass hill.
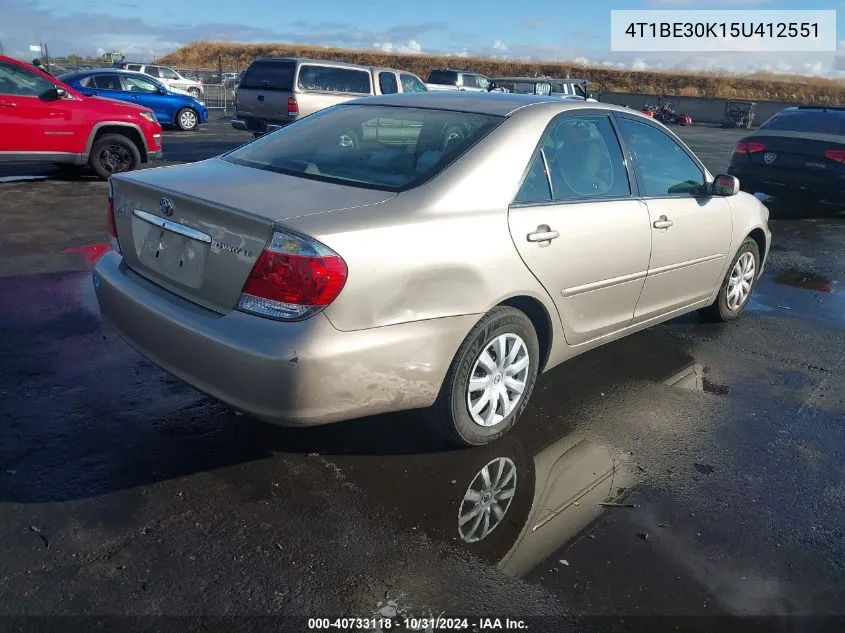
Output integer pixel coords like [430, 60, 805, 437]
[157, 41, 845, 104]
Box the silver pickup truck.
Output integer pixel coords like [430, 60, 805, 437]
[424, 69, 491, 92]
[232, 57, 428, 137]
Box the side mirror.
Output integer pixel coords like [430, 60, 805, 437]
[39, 87, 67, 101]
[712, 174, 740, 196]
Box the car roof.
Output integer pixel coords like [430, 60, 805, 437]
[346, 91, 629, 117]
[61, 68, 161, 79]
[251, 57, 370, 71]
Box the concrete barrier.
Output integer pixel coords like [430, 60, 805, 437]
[598, 91, 802, 127]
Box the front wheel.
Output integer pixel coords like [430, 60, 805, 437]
[88, 133, 141, 180]
[187, 87, 201, 98]
[426, 306, 540, 447]
[176, 107, 199, 131]
[699, 237, 760, 322]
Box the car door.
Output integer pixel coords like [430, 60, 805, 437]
[508, 112, 652, 346]
[615, 115, 733, 322]
[121, 74, 172, 123]
[0, 60, 84, 155]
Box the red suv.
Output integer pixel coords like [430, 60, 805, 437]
[0, 56, 163, 179]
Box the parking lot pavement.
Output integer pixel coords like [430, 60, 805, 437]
[1, 123, 844, 629]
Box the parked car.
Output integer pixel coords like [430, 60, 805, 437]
[0, 55, 162, 179]
[113, 62, 204, 98]
[93, 92, 770, 447]
[231, 57, 428, 137]
[58, 68, 208, 131]
[425, 69, 490, 92]
[545, 78, 599, 102]
[728, 105, 845, 204]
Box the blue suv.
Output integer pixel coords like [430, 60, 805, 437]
[57, 68, 208, 131]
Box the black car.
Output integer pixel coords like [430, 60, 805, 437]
[727, 105, 845, 203]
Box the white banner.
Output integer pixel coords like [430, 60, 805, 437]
[610, 10, 837, 52]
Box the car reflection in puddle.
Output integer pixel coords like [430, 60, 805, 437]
[324, 340, 728, 580]
[774, 269, 834, 293]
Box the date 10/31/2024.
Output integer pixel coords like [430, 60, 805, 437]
[307, 617, 529, 631]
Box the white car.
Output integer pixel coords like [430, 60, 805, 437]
[116, 63, 204, 98]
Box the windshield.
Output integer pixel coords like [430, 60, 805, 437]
[222, 104, 504, 191]
[760, 109, 845, 135]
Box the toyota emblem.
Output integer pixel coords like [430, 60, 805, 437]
[159, 198, 174, 217]
[763, 152, 777, 165]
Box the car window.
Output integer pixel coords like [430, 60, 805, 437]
[222, 104, 503, 191]
[515, 152, 553, 204]
[127, 64, 142, 71]
[378, 71, 398, 95]
[124, 76, 160, 93]
[427, 70, 457, 86]
[760, 109, 845, 135]
[297, 65, 372, 94]
[399, 73, 427, 93]
[617, 117, 706, 196]
[0, 61, 56, 96]
[92, 74, 124, 91]
[239, 60, 296, 91]
[158, 67, 179, 79]
[462, 74, 478, 88]
[542, 115, 631, 201]
[144, 66, 162, 78]
[476, 75, 490, 90]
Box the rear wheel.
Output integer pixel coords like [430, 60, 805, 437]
[699, 237, 760, 322]
[176, 107, 199, 131]
[187, 87, 201, 98]
[88, 133, 141, 180]
[426, 306, 540, 447]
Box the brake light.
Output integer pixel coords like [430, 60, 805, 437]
[735, 140, 765, 154]
[288, 97, 298, 116]
[106, 179, 121, 254]
[237, 230, 347, 320]
[824, 149, 845, 163]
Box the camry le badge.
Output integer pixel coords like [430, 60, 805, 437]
[160, 198, 174, 217]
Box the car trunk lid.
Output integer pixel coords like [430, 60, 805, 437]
[111, 157, 396, 314]
[744, 132, 845, 172]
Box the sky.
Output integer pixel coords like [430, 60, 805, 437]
[2, 0, 844, 77]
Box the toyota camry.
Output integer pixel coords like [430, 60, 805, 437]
[93, 92, 771, 446]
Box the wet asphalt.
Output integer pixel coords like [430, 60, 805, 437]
[1, 118, 844, 632]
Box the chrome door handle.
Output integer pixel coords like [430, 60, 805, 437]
[527, 225, 560, 244]
[653, 215, 673, 229]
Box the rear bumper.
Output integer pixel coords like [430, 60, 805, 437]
[231, 117, 289, 135]
[729, 164, 845, 200]
[92, 251, 477, 426]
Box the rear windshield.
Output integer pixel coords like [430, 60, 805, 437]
[760, 109, 845, 135]
[427, 71, 457, 85]
[221, 104, 504, 191]
[238, 60, 296, 91]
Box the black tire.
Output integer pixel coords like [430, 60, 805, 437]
[699, 237, 761, 323]
[426, 306, 540, 447]
[88, 133, 141, 180]
[175, 107, 199, 131]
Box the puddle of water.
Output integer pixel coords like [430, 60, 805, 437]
[63, 243, 111, 267]
[662, 363, 730, 395]
[774, 270, 834, 293]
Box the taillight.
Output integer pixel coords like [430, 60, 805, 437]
[107, 178, 121, 253]
[824, 149, 845, 163]
[237, 230, 347, 320]
[735, 140, 765, 154]
[288, 97, 298, 116]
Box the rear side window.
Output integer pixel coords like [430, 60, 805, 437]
[92, 74, 123, 90]
[462, 74, 478, 88]
[427, 70, 457, 85]
[144, 66, 162, 78]
[378, 71, 398, 94]
[238, 60, 296, 91]
[297, 65, 371, 94]
[760, 109, 845, 135]
[127, 64, 141, 71]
